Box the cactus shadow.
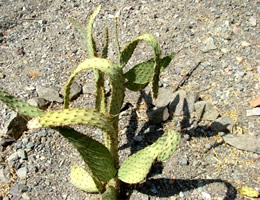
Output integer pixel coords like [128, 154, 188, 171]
[135, 178, 237, 199]
[119, 178, 237, 199]
[119, 90, 234, 199]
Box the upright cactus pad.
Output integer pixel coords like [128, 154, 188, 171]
[64, 57, 125, 117]
[157, 129, 181, 161]
[118, 129, 180, 184]
[118, 145, 159, 184]
[101, 186, 117, 200]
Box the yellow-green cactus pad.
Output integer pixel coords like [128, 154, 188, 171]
[120, 34, 161, 69]
[157, 129, 181, 161]
[118, 129, 180, 184]
[118, 145, 159, 184]
[28, 108, 115, 135]
[64, 58, 125, 117]
[70, 165, 100, 193]
[0, 88, 44, 118]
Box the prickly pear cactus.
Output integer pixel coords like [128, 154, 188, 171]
[0, 5, 180, 200]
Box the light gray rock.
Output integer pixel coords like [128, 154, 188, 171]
[168, 90, 186, 115]
[211, 115, 235, 132]
[17, 149, 27, 160]
[7, 152, 19, 163]
[69, 81, 82, 100]
[257, 66, 260, 74]
[194, 101, 219, 121]
[223, 134, 260, 153]
[9, 183, 28, 196]
[246, 108, 260, 116]
[168, 90, 199, 116]
[0, 167, 11, 183]
[22, 192, 30, 200]
[82, 82, 96, 95]
[186, 91, 200, 114]
[2, 112, 28, 139]
[179, 158, 189, 166]
[16, 167, 27, 179]
[36, 85, 63, 103]
[154, 88, 175, 107]
[62, 81, 82, 100]
[147, 106, 169, 124]
[27, 98, 49, 109]
[203, 37, 217, 52]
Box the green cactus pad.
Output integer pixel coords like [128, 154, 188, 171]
[57, 127, 116, 183]
[151, 53, 174, 99]
[124, 58, 154, 84]
[69, 18, 88, 49]
[124, 53, 173, 92]
[120, 34, 161, 69]
[101, 27, 109, 58]
[27, 108, 115, 135]
[118, 145, 159, 184]
[101, 186, 117, 200]
[87, 5, 101, 57]
[118, 129, 180, 184]
[70, 165, 100, 193]
[157, 129, 181, 161]
[0, 88, 44, 118]
[125, 82, 149, 92]
[159, 53, 174, 72]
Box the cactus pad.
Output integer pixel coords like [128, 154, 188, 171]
[120, 34, 161, 69]
[157, 129, 181, 161]
[27, 108, 116, 135]
[56, 127, 116, 183]
[118, 129, 180, 184]
[70, 165, 100, 193]
[0, 88, 44, 118]
[64, 58, 125, 117]
[101, 186, 117, 200]
[118, 145, 159, 184]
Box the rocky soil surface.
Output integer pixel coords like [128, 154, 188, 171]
[0, 0, 259, 199]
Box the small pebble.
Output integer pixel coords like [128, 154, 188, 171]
[133, 135, 142, 142]
[17, 149, 27, 160]
[179, 158, 189, 166]
[205, 143, 212, 150]
[22, 192, 30, 200]
[183, 134, 191, 140]
[26, 142, 35, 150]
[16, 167, 27, 179]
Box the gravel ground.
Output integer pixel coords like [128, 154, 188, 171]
[0, 0, 259, 199]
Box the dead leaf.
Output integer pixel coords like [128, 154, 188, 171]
[28, 70, 40, 79]
[250, 95, 260, 107]
[238, 186, 259, 198]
